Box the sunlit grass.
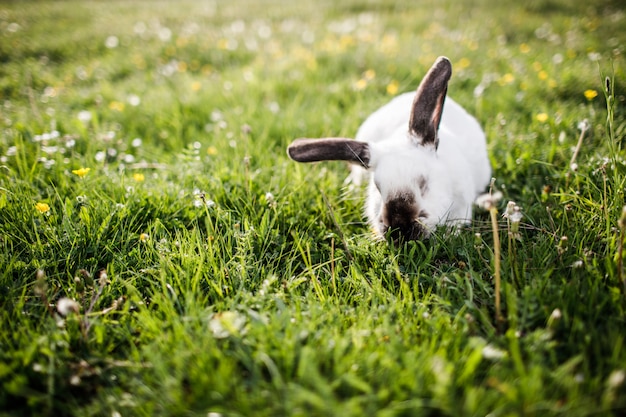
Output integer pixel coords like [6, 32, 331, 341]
[1, 0, 625, 415]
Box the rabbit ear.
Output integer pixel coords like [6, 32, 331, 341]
[287, 138, 370, 168]
[409, 56, 452, 147]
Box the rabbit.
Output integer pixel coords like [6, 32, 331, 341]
[287, 56, 492, 242]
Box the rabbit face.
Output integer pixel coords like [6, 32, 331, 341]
[367, 148, 435, 241]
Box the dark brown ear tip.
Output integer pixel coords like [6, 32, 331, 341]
[286, 140, 305, 161]
[433, 56, 452, 73]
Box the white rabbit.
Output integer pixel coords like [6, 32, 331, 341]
[287, 56, 491, 241]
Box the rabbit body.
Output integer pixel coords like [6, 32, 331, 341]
[351, 92, 491, 238]
[287, 57, 491, 241]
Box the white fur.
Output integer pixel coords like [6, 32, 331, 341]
[350, 92, 491, 236]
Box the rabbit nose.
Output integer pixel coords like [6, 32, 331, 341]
[387, 221, 427, 242]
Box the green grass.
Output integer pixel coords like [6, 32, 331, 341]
[1, 0, 626, 415]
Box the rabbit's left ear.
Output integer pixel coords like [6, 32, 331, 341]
[287, 138, 370, 168]
[409, 56, 452, 148]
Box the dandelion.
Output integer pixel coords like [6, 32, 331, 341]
[56, 297, 80, 316]
[158, 27, 172, 42]
[584, 89, 598, 101]
[363, 69, 376, 80]
[207, 146, 218, 156]
[127, 94, 141, 106]
[105, 35, 119, 49]
[95, 151, 106, 162]
[475, 190, 502, 211]
[109, 101, 125, 112]
[499, 73, 515, 85]
[386, 80, 399, 95]
[77, 110, 92, 124]
[191, 81, 202, 92]
[139, 233, 149, 242]
[476, 181, 504, 328]
[538, 70, 548, 80]
[503, 200, 523, 239]
[72, 167, 91, 177]
[457, 57, 471, 69]
[536, 113, 549, 123]
[520, 43, 531, 53]
[35, 202, 50, 214]
[354, 78, 368, 91]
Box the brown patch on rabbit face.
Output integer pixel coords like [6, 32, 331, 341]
[380, 191, 428, 242]
[417, 176, 428, 196]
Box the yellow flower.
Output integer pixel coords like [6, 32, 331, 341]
[354, 78, 368, 91]
[520, 43, 531, 54]
[35, 202, 50, 214]
[133, 173, 145, 182]
[139, 233, 149, 242]
[72, 167, 91, 178]
[191, 81, 202, 92]
[584, 89, 598, 101]
[457, 57, 471, 69]
[538, 70, 548, 80]
[363, 69, 376, 81]
[207, 146, 218, 156]
[386, 80, 399, 95]
[536, 113, 549, 123]
[499, 73, 515, 85]
[109, 101, 125, 112]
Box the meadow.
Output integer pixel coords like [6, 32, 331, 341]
[1, 0, 625, 415]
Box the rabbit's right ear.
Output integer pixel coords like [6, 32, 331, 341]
[409, 56, 452, 148]
[287, 138, 370, 168]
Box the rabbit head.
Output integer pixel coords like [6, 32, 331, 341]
[288, 57, 485, 242]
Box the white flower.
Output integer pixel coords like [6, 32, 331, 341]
[77, 110, 92, 123]
[549, 308, 562, 320]
[127, 94, 141, 106]
[607, 370, 625, 389]
[209, 311, 246, 338]
[95, 151, 106, 162]
[482, 344, 507, 360]
[56, 297, 80, 316]
[105, 36, 119, 49]
[475, 191, 503, 210]
[571, 260, 583, 268]
[503, 201, 523, 224]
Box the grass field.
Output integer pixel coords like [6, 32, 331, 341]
[1, 0, 626, 415]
